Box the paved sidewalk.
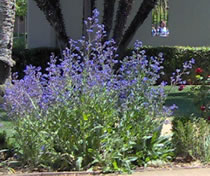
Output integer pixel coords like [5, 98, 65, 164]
[2, 168, 210, 176]
[121, 168, 210, 176]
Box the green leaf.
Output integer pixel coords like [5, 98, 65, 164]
[112, 160, 118, 170]
[83, 113, 89, 121]
[76, 157, 83, 170]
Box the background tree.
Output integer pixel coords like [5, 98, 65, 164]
[0, 0, 16, 85]
[117, 0, 158, 57]
[16, 0, 27, 18]
[33, 0, 158, 58]
[102, 0, 116, 41]
[33, 0, 69, 50]
[113, 0, 134, 45]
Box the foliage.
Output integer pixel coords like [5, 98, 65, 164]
[0, 131, 16, 167]
[4, 10, 193, 172]
[16, 0, 27, 17]
[172, 117, 210, 162]
[126, 46, 210, 84]
[12, 46, 210, 83]
[190, 67, 210, 120]
[13, 34, 26, 50]
[12, 47, 60, 79]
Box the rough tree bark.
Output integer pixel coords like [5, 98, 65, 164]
[113, 0, 134, 45]
[33, 0, 69, 50]
[117, 0, 159, 58]
[0, 0, 16, 85]
[33, 0, 158, 59]
[102, 0, 116, 40]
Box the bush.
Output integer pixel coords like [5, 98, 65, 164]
[127, 46, 210, 84]
[12, 47, 60, 79]
[190, 67, 210, 120]
[12, 46, 210, 85]
[4, 10, 193, 172]
[0, 131, 15, 164]
[172, 117, 210, 162]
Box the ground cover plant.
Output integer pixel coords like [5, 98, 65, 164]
[3, 10, 195, 173]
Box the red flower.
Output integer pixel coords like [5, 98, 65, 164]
[200, 105, 206, 111]
[195, 68, 203, 74]
[208, 116, 210, 121]
[178, 85, 184, 91]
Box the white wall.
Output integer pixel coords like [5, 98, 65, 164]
[136, 0, 210, 47]
[27, 0, 56, 48]
[27, 0, 210, 48]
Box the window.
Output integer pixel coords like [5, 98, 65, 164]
[152, 0, 169, 37]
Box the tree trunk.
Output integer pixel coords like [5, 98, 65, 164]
[0, 0, 16, 85]
[113, 0, 134, 45]
[90, 0, 96, 15]
[117, 0, 158, 58]
[102, 0, 116, 41]
[33, 0, 69, 50]
[82, 0, 97, 40]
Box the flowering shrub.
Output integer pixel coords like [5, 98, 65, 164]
[191, 67, 210, 120]
[4, 10, 194, 172]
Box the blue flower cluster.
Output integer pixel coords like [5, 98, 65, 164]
[4, 9, 193, 120]
[2, 9, 196, 171]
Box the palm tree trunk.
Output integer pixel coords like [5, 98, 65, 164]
[33, 0, 69, 50]
[113, 0, 134, 45]
[102, 0, 116, 40]
[0, 0, 16, 85]
[117, 0, 158, 58]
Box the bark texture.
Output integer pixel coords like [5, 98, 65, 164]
[113, 0, 134, 45]
[33, 0, 69, 49]
[117, 0, 158, 57]
[0, 0, 16, 85]
[102, 0, 116, 40]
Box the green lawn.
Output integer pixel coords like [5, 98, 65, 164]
[165, 85, 203, 117]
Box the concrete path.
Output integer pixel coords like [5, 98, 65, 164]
[120, 168, 210, 176]
[2, 168, 210, 176]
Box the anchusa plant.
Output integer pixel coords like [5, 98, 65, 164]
[4, 9, 194, 172]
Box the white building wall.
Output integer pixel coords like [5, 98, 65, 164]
[27, 0, 56, 48]
[27, 0, 210, 48]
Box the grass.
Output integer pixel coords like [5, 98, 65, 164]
[165, 85, 204, 117]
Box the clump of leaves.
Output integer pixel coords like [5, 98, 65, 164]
[172, 117, 210, 162]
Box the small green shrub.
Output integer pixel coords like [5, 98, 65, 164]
[12, 47, 60, 79]
[0, 131, 15, 164]
[190, 67, 210, 120]
[0, 131, 7, 149]
[172, 117, 210, 162]
[13, 35, 26, 49]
